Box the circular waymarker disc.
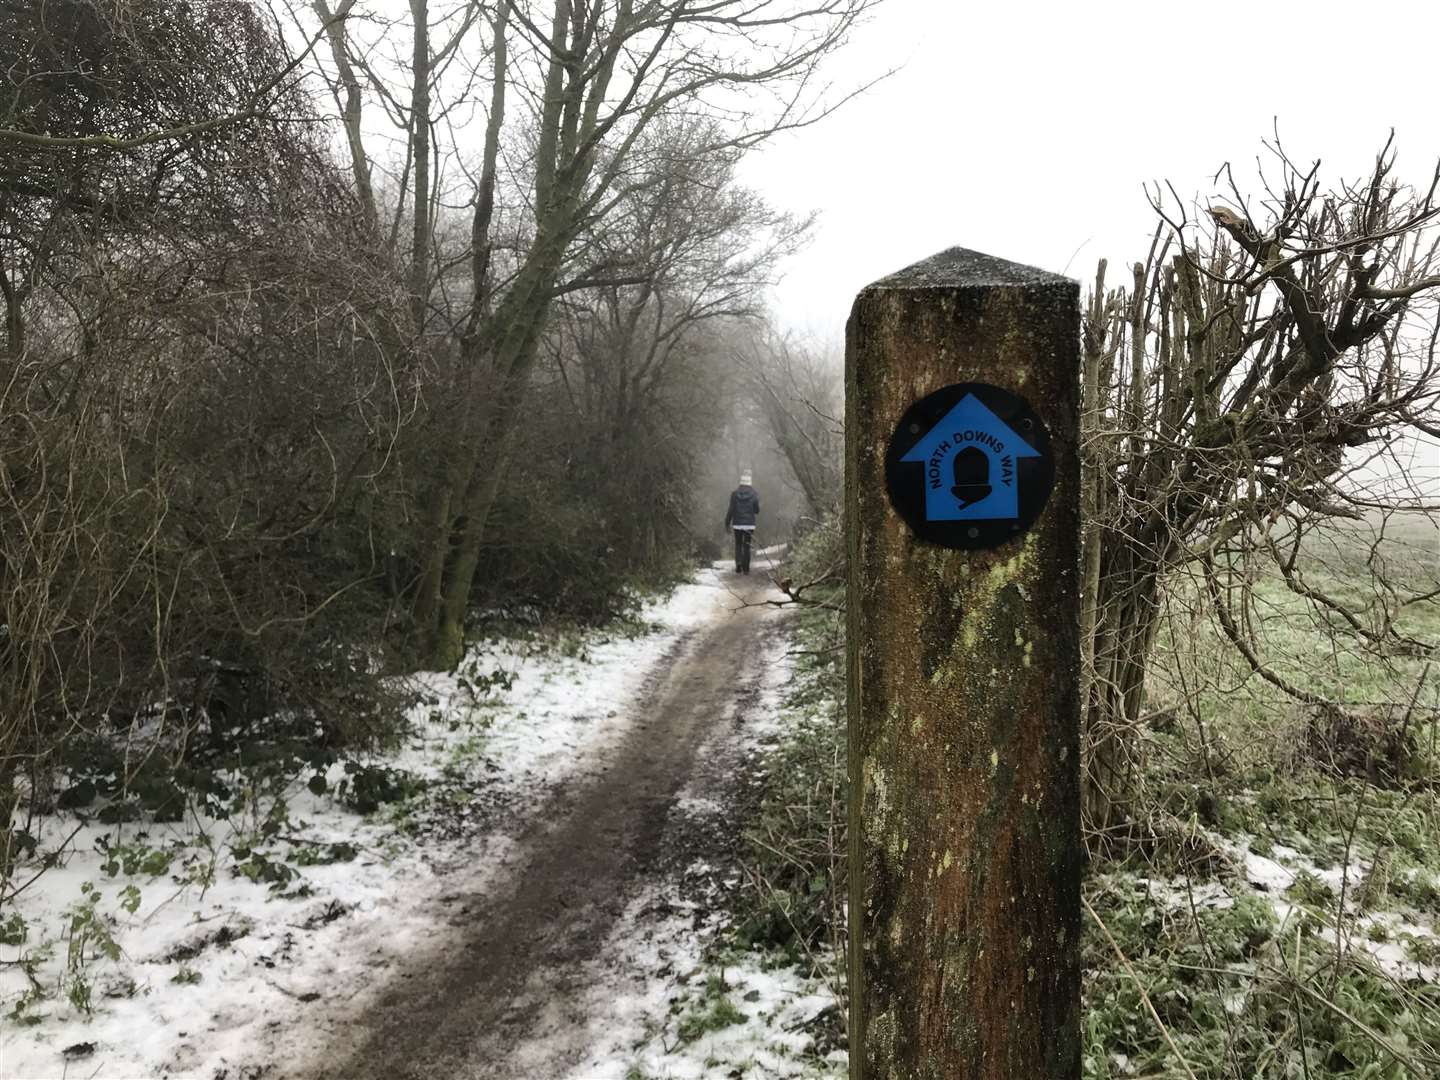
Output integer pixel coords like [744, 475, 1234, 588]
[884, 382, 1054, 550]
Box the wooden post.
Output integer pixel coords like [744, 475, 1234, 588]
[845, 248, 1082, 1079]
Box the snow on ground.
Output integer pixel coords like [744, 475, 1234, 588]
[560, 623, 848, 1080]
[1227, 839, 1440, 981]
[559, 876, 843, 1080]
[0, 564, 756, 1080]
[1115, 835, 1440, 987]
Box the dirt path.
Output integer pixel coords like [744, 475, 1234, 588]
[301, 572, 786, 1080]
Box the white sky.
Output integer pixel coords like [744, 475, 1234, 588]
[740, 0, 1440, 343]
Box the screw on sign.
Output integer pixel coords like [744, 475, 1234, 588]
[845, 248, 1082, 1080]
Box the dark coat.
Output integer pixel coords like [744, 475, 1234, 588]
[725, 485, 760, 528]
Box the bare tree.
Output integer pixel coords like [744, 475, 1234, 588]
[739, 330, 843, 526]
[304, 0, 882, 667]
[1080, 135, 1440, 836]
[541, 118, 805, 569]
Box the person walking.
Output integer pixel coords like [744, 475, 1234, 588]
[724, 472, 760, 574]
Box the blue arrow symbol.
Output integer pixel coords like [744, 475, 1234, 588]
[900, 394, 1040, 521]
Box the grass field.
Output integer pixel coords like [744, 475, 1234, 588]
[1087, 522, 1440, 1078]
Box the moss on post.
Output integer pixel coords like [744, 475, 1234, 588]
[846, 248, 1082, 1080]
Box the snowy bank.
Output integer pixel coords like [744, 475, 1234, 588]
[0, 566, 749, 1080]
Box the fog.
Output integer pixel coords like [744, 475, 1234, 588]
[741, 0, 1440, 337]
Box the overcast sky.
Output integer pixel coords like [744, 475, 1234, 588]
[740, 0, 1440, 343]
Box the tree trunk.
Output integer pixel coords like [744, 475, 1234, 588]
[420, 239, 568, 668]
[1078, 262, 1107, 711]
[0, 767, 15, 882]
[430, 428, 516, 668]
[1083, 528, 1166, 834]
[313, 0, 377, 234]
[407, 0, 431, 327]
[410, 482, 452, 634]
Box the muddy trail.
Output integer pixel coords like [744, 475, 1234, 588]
[300, 572, 787, 1080]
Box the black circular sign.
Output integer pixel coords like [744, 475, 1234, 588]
[884, 382, 1054, 550]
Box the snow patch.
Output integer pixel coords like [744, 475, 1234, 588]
[563, 873, 841, 1080]
[0, 565, 760, 1080]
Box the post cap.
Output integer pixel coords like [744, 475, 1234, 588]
[866, 246, 1076, 291]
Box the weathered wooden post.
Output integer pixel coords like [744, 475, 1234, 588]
[845, 248, 1082, 1079]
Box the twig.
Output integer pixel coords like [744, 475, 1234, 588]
[1083, 895, 1201, 1080]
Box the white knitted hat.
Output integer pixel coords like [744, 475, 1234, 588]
[740, 471, 752, 485]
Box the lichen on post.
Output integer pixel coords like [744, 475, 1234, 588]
[845, 248, 1082, 1080]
